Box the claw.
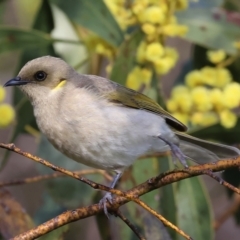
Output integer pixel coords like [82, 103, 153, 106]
[99, 192, 114, 218]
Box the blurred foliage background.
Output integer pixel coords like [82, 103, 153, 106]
[1, 0, 240, 239]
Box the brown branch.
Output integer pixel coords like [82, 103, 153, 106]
[133, 198, 192, 240]
[1, 143, 240, 239]
[114, 209, 146, 240]
[0, 169, 112, 188]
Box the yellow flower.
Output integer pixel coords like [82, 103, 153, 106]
[191, 86, 212, 111]
[95, 43, 114, 59]
[132, 0, 148, 15]
[176, 0, 188, 10]
[170, 86, 192, 113]
[172, 112, 189, 125]
[166, 99, 178, 112]
[191, 112, 203, 125]
[154, 57, 175, 74]
[207, 50, 226, 64]
[210, 89, 224, 111]
[223, 82, 240, 109]
[162, 24, 188, 37]
[185, 70, 204, 88]
[220, 109, 237, 128]
[201, 66, 216, 86]
[215, 68, 232, 88]
[141, 23, 156, 35]
[140, 6, 166, 24]
[145, 42, 164, 63]
[191, 112, 218, 127]
[136, 41, 147, 63]
[154, 47, 179, 73]
[171, 85, 189, 98]
[0, 86, 6, 102]
[0, 103, 15, 128]
[126, 66, 152, 90]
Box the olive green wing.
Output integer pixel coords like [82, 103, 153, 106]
[77, 74, 187, 132]
[106, 83, 187, 132]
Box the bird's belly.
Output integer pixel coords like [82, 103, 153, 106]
[36, 101, 175, 171]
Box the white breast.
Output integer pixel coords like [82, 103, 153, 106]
[33, 85, 177, 172]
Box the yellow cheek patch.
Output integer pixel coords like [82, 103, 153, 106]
[53, 80, 67, 90]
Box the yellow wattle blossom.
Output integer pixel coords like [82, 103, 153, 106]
[0, 86, 5, 102]
[132, 0, 148, 15]
[154, 47, 178, 73]
[145, 42, 164, 63]
[162, 24, 188, 37]
[154, 57, 175, 74]
[0, 103, 15, 128]
[168, 85, 192, 113]
[172, 112, 189, 125]
[140, 5, 166, 24]
[210, 89, 224, 111]
[215, 68, 232, 88]
[191, 112, 218, 127]
[220, 109, 237, 129]
[171, 85, 189, 98]
[136, 41, 147, 63]
[141, 23, 156, 35]
[207, 49, 226, 64]
[201, 66, 216, 86]
[185, 70, 204, 88]
[166, 99, 178, 112]
[126, 66, 152, 90]
[191, 86, 212, 111]
[222, 82, 240, 109]
[95, 43, 114, 59]
[104, 0, 131, 30]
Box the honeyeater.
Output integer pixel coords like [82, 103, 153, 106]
[4, 56, 240, 215]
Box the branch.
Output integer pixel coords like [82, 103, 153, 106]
[114, 209, 146, 240]
[0, 169, 112, 188]
[1, 143, 240, 240]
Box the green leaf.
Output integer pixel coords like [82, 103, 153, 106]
[0, 0, 56, 169]
[175, 177, 214, 240]
[110, 30, 143, 85]
[0, 27, 54, 53]
[160, 158, 214, 240]
[177, 8, 240, 54]
[119, 158, 161, 239]
[51, 0, 124, 46]
[160, 157, 177, 239]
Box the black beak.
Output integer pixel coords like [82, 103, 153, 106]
[4, 77, 29, 87]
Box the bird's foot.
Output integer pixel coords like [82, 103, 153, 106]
[99, 192, 113, 218]
[158, 135, 188, 168]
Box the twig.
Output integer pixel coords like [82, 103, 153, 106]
[0, 169, 112, 188]
[114, 209, 146, 240]
[2, 143, 240, 239]
[133, 198, 192, 240]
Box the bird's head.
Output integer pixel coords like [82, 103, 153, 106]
[4, 56, 75, 102]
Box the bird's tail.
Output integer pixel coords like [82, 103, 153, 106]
[176, 132, 240, 164]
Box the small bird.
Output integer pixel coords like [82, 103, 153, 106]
[4, 56, 240, 215]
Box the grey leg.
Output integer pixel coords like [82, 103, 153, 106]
[99, 172, 122, 217]
[158, 135, 188, 168]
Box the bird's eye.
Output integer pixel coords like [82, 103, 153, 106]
[34, 71, 47, 81]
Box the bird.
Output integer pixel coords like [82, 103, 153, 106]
[4, 56, 240, 216]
